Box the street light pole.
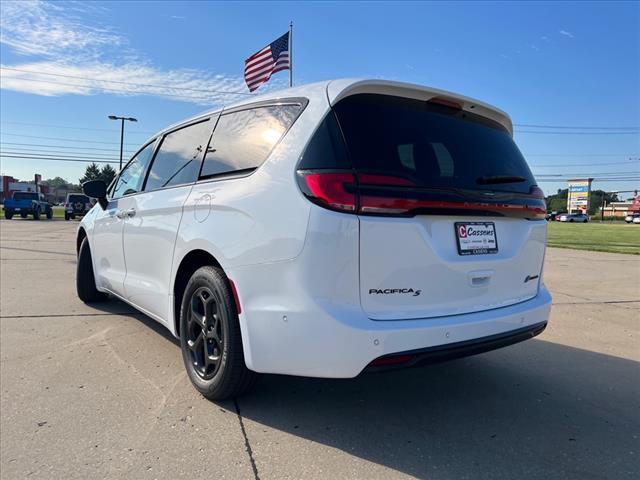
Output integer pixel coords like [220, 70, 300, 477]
[108, 115, 138, 171]
[119, 118, 124, 171]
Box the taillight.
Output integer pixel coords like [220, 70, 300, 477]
[297, 171, 546, 219]
[297, 172, 356, 213]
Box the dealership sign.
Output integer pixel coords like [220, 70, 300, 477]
[567, 178, 593, 213]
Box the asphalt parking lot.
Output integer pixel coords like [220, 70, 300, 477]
[1, 218, 638, 480]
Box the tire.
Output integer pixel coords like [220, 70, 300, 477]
[569, 219, 574, 223]
[20, 212, 28, 218]
[180, 266, 258, 400]
[65, 213, 70, 221]
[4, 210, 13, 220]
[71, 214, 76, 220]
[76, 238, 108, 303]
[33, 208, 40, 220]
[46, 208, 53, 220]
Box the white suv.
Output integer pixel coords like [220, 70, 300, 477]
[78, 79, 551, 399]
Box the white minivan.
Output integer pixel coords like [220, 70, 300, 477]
[78, 79, 551, 399]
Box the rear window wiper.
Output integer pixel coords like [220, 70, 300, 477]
[476, 175, 527, 185]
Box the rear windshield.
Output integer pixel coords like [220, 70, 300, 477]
[14, 192, 38, 201]
[69, 195, 88, 203]
[333, 94, 536, 194]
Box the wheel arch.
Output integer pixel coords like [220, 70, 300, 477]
[172, 249, 224, 338]
[76, 226, 88, 255]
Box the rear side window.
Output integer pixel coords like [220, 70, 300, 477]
[14, 192, 38, 201]
[145, 119, 212, 191]
[201, 105, 301, 178]
[333, 94, 536, 193]
[298, 111, 351, 170]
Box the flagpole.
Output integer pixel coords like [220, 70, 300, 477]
[289, 21, 293, 87]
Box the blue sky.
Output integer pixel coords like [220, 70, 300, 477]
[1, 0, 638, 197]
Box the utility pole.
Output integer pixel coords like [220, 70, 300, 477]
[108, 115, 138, 170]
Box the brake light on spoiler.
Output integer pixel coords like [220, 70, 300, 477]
[297, 171, 546, 219]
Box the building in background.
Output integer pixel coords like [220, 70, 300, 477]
[1, 175, 50, 202]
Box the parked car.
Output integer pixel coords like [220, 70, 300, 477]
[3, 192, 52, 220]
[77, 79, 551, 400]
[64, 193, 92, 220]
[624, 213, 640, 224]
[546, 211, 558, 221]
[559, 213, 589, 223]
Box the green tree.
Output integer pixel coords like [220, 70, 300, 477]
[43, 176, 70, 189]
[79, 163, 102, 185]
[100, 164, 116, 185]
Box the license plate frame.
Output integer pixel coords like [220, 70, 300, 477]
[454, 222, 499, 256]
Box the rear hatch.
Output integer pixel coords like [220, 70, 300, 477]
[297, 90, 547, 320]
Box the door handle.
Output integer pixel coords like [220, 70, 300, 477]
[116, 208, 136, 219]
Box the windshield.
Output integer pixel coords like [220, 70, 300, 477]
[69, 195, 89, 203]
[333, 94, 537, 194]
[13, 192, 38, 201]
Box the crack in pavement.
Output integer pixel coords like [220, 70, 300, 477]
[0, 311, 139, 319]
[0, 246, 76, 256]
[553, 299, 640, 306]
[233, 398, 260, 480]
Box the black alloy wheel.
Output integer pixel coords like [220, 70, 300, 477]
[180, 266, 258, 400]
[186, 286, 226, 380]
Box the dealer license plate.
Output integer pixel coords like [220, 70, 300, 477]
[454, 222, 498, 255]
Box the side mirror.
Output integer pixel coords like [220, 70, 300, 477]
[82, 180, 108, 210]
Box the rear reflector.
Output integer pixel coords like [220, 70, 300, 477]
[369, 354, 415, 367]
[298, 170, 546, 219]
[228, 279, 242, 314]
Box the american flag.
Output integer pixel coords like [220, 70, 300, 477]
[244, 32, 290, 92]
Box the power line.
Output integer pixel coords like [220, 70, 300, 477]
[536, 173, 640, 178]
[0, 141, 135, 153]
[2, 75, 221, 103]
[0, 132, 139, 146]
[0, 66, 253, 97]
[1, 67, 254, 101]
[525, 153, 637, 157]
[531, 161, 639, 167]
[514, 123, 639, 130]
[0, 154, 116, 164]
[536, 178, 640, 183]
[1, 150, 119, 160]
[1, 120, 154, 135]
[516, 130, 639, 135]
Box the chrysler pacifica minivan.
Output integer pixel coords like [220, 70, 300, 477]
[77, 79, 551, 399]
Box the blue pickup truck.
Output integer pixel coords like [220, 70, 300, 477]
[4, 192, 53, 220]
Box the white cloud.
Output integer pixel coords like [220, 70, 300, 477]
[559, 29, 575, 38]
[0, 1, 275, 105]
[0, 0, 123, 60]
[541, 36, 550, 42]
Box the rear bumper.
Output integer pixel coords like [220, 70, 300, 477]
[364, 320, 547, 373]
[233, 259, 552, 378]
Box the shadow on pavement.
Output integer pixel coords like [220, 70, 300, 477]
[236, 339, 639, 479]
[99, 304, 639, 479]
